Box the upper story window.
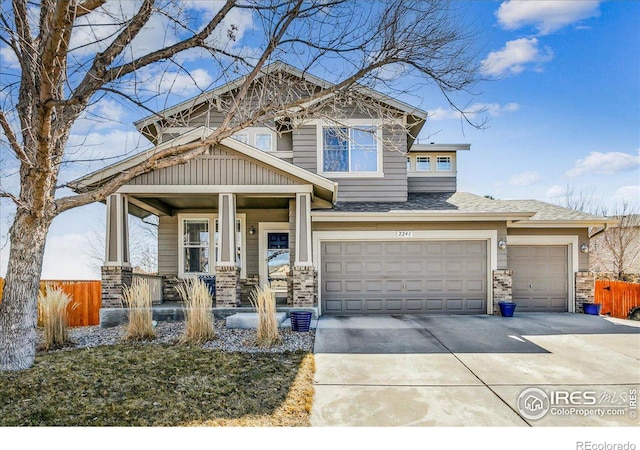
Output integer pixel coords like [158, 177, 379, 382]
[232, 127, 275, 152]
[321, 125, 380, 174]
[406, 157, 411, 171]
[416, 156, 431, 171]
[437, 156, 452, 171]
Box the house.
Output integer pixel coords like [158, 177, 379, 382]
[69, 63, 613, 320]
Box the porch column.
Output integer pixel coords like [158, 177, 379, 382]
[292, 193, 317, 307]
[215, 193, 241, 307]
[101, 194, 132, 308]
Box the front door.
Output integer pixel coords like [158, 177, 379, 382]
[266, 232, 290, 294]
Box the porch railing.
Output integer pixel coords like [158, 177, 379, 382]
[133, 273, 164, 305]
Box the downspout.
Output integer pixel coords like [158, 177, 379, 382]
[589, 223, 609, 239]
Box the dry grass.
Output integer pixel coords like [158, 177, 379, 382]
[38, 285, 77, 351]
[250, 284, 282, 348]
[0, 346, 313, 426]
[122, 278, 156, 342]
[176, 278, 215, 344]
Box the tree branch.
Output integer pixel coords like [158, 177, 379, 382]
[0, 109, 31, 166]
[71, 0, 107, 19]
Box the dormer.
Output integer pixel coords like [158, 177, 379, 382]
[406, 143, 470, 193]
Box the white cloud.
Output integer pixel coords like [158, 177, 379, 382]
[566, 150, 640, 177]
[510, 171, 541, 186]
[0, 46, 19, 69]
[546, 184, 566, 198]
[428, 102, 519, 120]
[613, 185, 640, 203]
[40, 233, 100, 280]
[496, 1, 600, 35]
[481, 38, 553, 77]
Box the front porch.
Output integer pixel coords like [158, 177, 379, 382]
[100, 187, 322, 323]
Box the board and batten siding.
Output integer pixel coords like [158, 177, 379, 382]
[129, 145, 300, 186]
[292, 125, 408, 202]
[408, 177, 456, 193]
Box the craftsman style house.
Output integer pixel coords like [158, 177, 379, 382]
[70, 63, 610, 319]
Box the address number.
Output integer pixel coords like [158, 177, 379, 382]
[396, 231, 413, 238]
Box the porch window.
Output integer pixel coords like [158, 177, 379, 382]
[182, 219, 209, 274]
[416, 156, 431, 171]
[322, 125, 379, 173]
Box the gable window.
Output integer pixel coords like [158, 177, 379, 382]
[179, 214, 245, 277]
[437, 156, 452, 171]
[231, 128, 274, 152]
[322, 125, 379, 174]
[416, 156, 431, 171]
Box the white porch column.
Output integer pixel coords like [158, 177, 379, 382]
[216, 193, 237, 267]
[102, 193, 132, 309]
[292, 192, 316, 307]
[294, 193, 313, 266]
[215, 193, 240, 307]
[104, 193, 130, 267]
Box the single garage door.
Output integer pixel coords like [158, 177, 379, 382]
[508, 245, 568, 312]
[320, 240, 487, 315]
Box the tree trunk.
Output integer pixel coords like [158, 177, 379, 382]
[0, 209, 52, 371]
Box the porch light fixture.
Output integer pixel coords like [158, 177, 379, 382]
[580, 244, 589, 253]
[498, 240, 507, 250]
[249, 226, 256, 235]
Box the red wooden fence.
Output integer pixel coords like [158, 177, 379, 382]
[0, 279, 102, 327]
[594, 280, 640, 319]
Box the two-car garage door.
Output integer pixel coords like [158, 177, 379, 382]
[320, 240, 487, 315]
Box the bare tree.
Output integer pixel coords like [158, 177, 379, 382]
[590, 203, 640, 280]
[0, 0, 481, 370]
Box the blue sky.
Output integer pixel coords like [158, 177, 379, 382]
[0, 0, 639, 279]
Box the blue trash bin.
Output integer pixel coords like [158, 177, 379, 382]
[498, 301, 517, 317]
[290, 311, 312, 332]
[583, 303, 602, 315]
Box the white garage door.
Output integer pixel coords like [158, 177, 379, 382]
[320, 240, 487, 315]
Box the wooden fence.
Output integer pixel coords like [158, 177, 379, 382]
[594, 280, 640, 319]
[0, 279, 101, 327]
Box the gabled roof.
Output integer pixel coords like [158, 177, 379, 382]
[69, 126, 337, 204]
[134, 61, 428, 143]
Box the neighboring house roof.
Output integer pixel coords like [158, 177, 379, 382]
[134, 61, 428, 147]
[312, 192, 614, 226]
[69, 126, 337, 204]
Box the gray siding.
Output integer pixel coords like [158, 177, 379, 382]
[507, 228, 590, 271]
[408, 177, 456, 193]
[293, 125, 408, 202]
[130, 145, 300, 186]
[158, 215, 178, 276]
[243, 209, 289, 276]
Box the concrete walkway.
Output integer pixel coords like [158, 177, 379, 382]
[311, 314, 640, 426]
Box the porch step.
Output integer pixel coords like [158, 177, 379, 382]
[226, 312, 288, 329]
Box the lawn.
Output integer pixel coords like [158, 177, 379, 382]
[0, 345, 314, 426]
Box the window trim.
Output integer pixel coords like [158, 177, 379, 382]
[232, 127, 275, 152]
[316, 120, 384, 178]
[178, 213, 246, 278]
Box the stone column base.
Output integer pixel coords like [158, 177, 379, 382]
[492, 270, 513, 315]
[215, 266, 241, 307]
[101, 265, 133, 308]
[575, 271, 595, 313]
[292, 266, 317, 308]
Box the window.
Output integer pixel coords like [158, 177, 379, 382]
[322, 125, 379, 173]
[255, 133, 272, 152]
[406, 157, 411, 171]
[232, 133, 248, 144]
[416, 156, 431, 171]
[179, 214, 245, 277]
[231, 128, 274, 151]
[437, 156, 452, 171]
[182, 219, 209, 274]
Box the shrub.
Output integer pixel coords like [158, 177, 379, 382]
[38, 285, 77, 350]
[123, 278, 156, 341]
[176, 278, 215, 344]
[250, 284, 281, 347]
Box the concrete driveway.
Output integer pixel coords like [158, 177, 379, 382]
[311, 314, 640, 426]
